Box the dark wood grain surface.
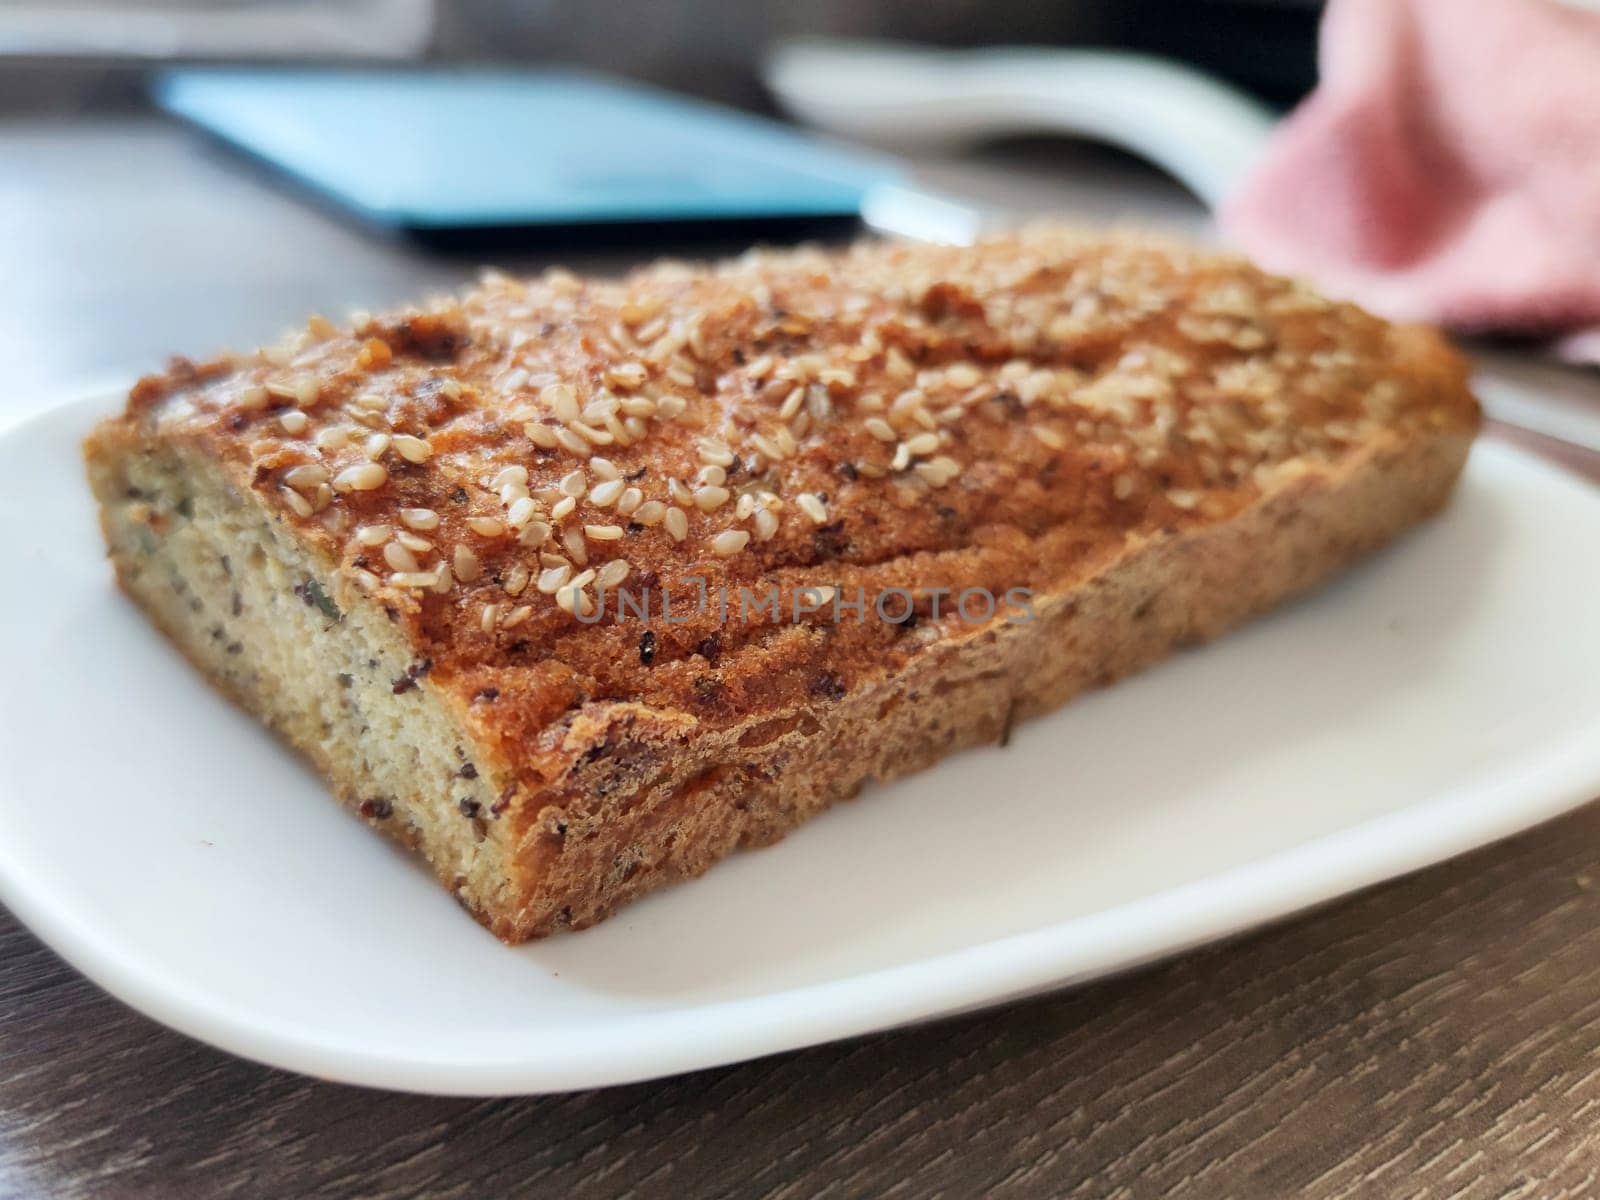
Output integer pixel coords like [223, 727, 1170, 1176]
[4, 117, 1600, 1200]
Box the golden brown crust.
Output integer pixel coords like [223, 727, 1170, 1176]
[87, 226, 1480, 938]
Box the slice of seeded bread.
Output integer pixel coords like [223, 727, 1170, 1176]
[83, 227, 1480, 940]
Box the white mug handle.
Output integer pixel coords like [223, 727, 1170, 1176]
[765, 39, 1273, 211]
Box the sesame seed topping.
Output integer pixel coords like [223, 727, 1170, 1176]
[543, 383, 579, 424]
[710, 529, 750, 557]
[693, 485, 731, 513]
[595, 559, 630, 589]
[389, 570, 439, 589]
[280, 486, 313, 518]
[698, 440, 735, 467]
[282, 464, 329, 492]
[332, 462, 388, 492]
[503, 564, 531, 596]
[467, 516, 506, 538]
[585, 523, 625, 541]
[506, 496, 538, 529]
[588, 478, 625, 507]
[796, 493, 828, 523]
[634, 500, 666, 526]
[383, 541, 420, 572]
[864, 417, 897, 442]
[559, 469, 587, 497]
[393, 435, 433, 463]
[453, 544, 482, 582]
[400, 507, 439, 531]
[537, 563, 571, 594]
[279, 410, 309, 436]
[550, 495, 576, 521]
[664, 506, 689, 542]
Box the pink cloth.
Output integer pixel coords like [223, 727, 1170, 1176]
[1221, 0, 1600, 363]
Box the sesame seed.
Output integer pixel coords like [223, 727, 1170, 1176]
[595, 559, 630, 590]
[905, 431, 940, 457]
[734, 493, 756, 519]
[279, 411, 309, 436]
[283, 464, 329, 492]
[400, 507, 439, 531]
[891, 443, 912, 472]
[384, 541, 420, 572]
[480, 603, 501, 633]
[668, 477, 693, 506]
[694, 485, 731, 513]
[238, 385, 270, 411]
[526, 423, 559, 449]
[280, 486, 313, 518]
[500, 605, 533, 629]
[389, 570, 439, 589]
[796, 493, 828, 523]
[543, 383, 579, 424]
[571, 567, 596, 590]
[779, 387, 805, 420]
[710, 529, 750, 557]
[315, 426, 350, 452]
[553, 428, 589, 455]
[562, 525, 588, 564]
[491, 466, 528, 490]
[699, 440, 735, 467]
[355, 524, 391, 547]
[333, 462, 388, 492]
[616, 486, 643, 516]
[634, 500, 666, 526]
[589, 478, 625, 507]
[519, 519, 551, 548]
[467, 516, 506, 538]
[589, 456, 620, 481]
[750, 433, 785, 461]
[696, 464, 727, 487]
[865, 417, 897, 442]
[393, 435, 433, 463]
[1033, 425, 1067, 450]
[550, 495, 576, 521]
[503, 564, 531, 596]
[585, 523, 624, 541]
[537, 564, 571, 594]
[556, 469, 585, 497]
[619, 395, 657, 418]
[753, 507, 780, 541]
[396, 531, 432, 553]
[453, 544, 482, 582]
[572, 421, 611, 446]
[506, 496, 538, 529]
[664, 506, 689, 542]
[607, 362, 648, 390]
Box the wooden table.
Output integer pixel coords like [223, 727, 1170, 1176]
[4, 116, 1600, 1200]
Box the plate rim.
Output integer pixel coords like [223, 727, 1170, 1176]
[3, 393, 1599, 1095]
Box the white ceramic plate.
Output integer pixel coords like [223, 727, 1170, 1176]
[3, 393, 1599, 1096]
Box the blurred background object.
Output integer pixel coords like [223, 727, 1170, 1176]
[0, 0, 434, 60]
[0, 0, 1323, 113]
